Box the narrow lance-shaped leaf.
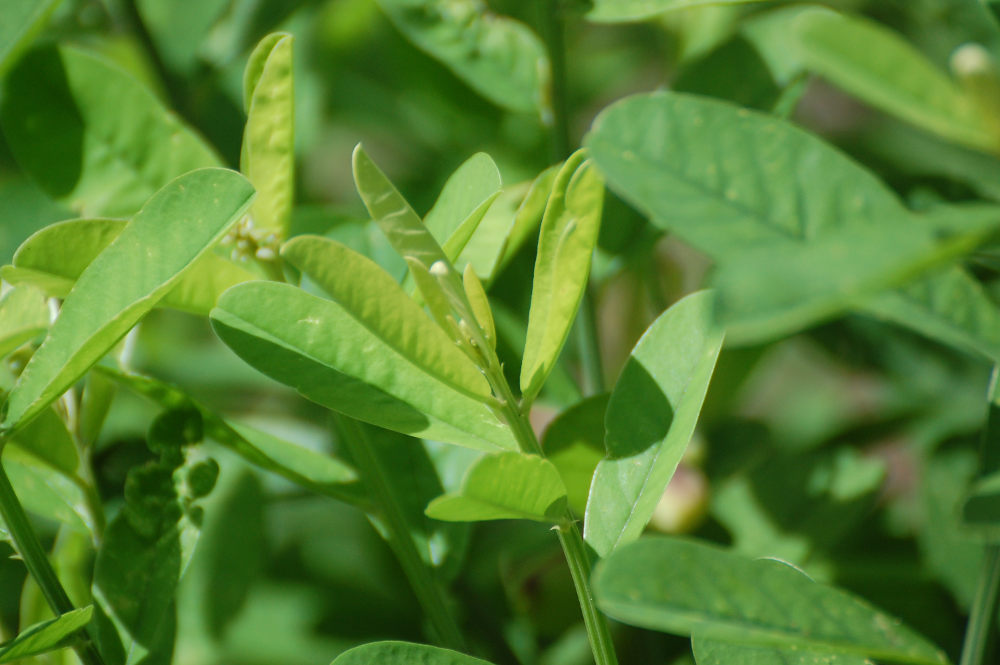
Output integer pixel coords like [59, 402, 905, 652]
[0, 286, 48, 359]
[0, 606, 93, 664]
[691, 635, 872, 665]
[586, 0, 769, 23]
[593, 537, 947, 664]
[792, 8, 999, 152]
[2, 218, 258, 316]
[424, 153, 502, 249]
[241, 32, 295, 243]
[463, 264, 496, 350]
[521, 152, 604, 406]
[210, 281, 516, 452]
[332, 641, 497, 665]
[1, 168, 255, 434]
[0, 45, 221, 217]
[426, 452, 567, 523]
[584, 291, 723, 557]
[374, 0, 549, 115]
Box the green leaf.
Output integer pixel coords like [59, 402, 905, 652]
[0, 0, 60, 77]
[586, 0, 768, 23]
[331, 641, 496, 665]
[520, 152, 604, 406]
[425, 153, 502, 251]
[241, 33, 295, 243]
[95, 366, 364, 506]
[1, 168, 255, 434]
[463, 265, 495, 350]
[0, 285, 48, 359]
[0, 45, 221, 217]
[210, 281, 516, 451]
[792, 8, 998, 151]
[593, 537, 948, 664]
[961, 471, 1000, 534]
[691, 635, 871, 665]
[542, 394, 608, 516]
[2, 444, 91, 534]
[373, 0, 549, 114]
[136, 0, 229, 75]
[10, 405, 79, 476]
[584, 291, 723, 557]
[425, 452, 567, 523]
[0, 606, 93, 664]
[2, 218, 258, 316]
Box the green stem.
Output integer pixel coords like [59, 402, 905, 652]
[538, 0, 571, 161]
[0, 463, 106, 665]
[333, 416, 467, 652]
[959, 545, 1000, 665]
[574, 289, 605, 396]
[556, 520, 619, 665]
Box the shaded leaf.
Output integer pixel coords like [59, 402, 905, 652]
[2, 444, 91, 534]
[0, 285, 48, 359]
[241, 33, 295, 243]
[593, 537, 947, 664]
[0, 45, 220, 217]
[10, 405, 79, 476]
[0, 606, 93, 664]
[374, 0, 549, 114]
[426, 452, 566, 523]
[0, 0, 60, 76]
[521, 152, 604, 405]
[541, 394, 608, 516]
[584, 291, 723, 557]
[691, 635, 872, 665]
[587, 0, 768, 23]
[331, 640, 496, 665]
[2, 169, 253, 434]
[211, 281, 516, 451]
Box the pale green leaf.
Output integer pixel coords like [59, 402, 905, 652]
[331, 641, 496, 665]
[463, 264, 495, 350]
[520, 152, 604, 406]
[593, 537, 948, 664]
[792, 8, 999, 151]
[0, 45, 221, 217]
[0, 285, 48, 358]
[587, 0, 768, 23]
[282, 235, 490, 399]
[2, 218, 258, 316]
[692, 635, 872, 665]
[426, 452, 567, 523]
[373, 0, 549, 114]
[0, 0, 60, 76]
[584, 291, 723, 557]
[241, 33, 295, 242]
[3, 444, 91, 534]
[425, 153, 502, 249]
[407, 257, 465, 345]
[1, 168, 255, 434]
[10, 405, 79, 476]
[0, 606, 93, 664]
[210, 281, 516, 451]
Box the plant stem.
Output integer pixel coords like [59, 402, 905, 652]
[538, 0, 570, 162]
[556, 519, 618, 665]
[333, 416, 467, 652]
[0, 462, 106, 665]
[959, 545, 1000, 665]
[574, 290, 605, 396]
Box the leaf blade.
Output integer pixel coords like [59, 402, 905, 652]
[0, 606, 93, 664]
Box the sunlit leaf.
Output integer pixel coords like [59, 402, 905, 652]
[586, 0, 768, 23]
[374, 0, 549, 114]
[331, 641, 496, 665]
[584, 291, 723, 557]
[0, 45, 221, 217]
[425, 153, 502, 252]
[1, 168, 254, 434]
[462, 265, 495, 350]
[241, 33, 295, 243]
[521, 151, 604, 406]
[0, 286, 48, 359]
[210, 281, 516, 451]
[0, 606, 92, 664]
[426, 452, 566, 523]
[593, 537, 948, 664]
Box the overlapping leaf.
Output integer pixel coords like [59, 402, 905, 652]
[593, 537, 947, 664]
[426, 452, 566, 523]
[0, 0, 60, 76]
[692, 636, 871, 665]
[1, 168, 254, 434]
[0, 606, 93, 664]
[0, 45, 221, 217]
[521, 152, 604, 405]
[586, 0, 768, 23]
[332, 641, 496, 665]
[374, 0, 549, 115]
[584, 291, 723, 557]
[0, 286, 48, 359]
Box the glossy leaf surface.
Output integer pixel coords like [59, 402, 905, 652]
[521, 152, 604, 405]
[0, 285, 48, 359]
[2, 168, 255, 434]
[0, 606, 93, 664]
[332, 641, 496, 665]
[0, 45, 220, 217]
[587, 0, 767, 23]
[211, 281, 516, 451]
[593, 537, 947, 664]
[241, 33, 295, 242]
[426, 452, 567, 523]
[374, 0, 549, 114]
[584, 291, 723, 557]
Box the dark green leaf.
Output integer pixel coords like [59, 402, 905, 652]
[587, 0, 768, 23]
[331, 641, 496, 665]
[691, 635, 871, 665]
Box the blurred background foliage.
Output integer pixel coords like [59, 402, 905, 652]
[2, 1, 1000, 664]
